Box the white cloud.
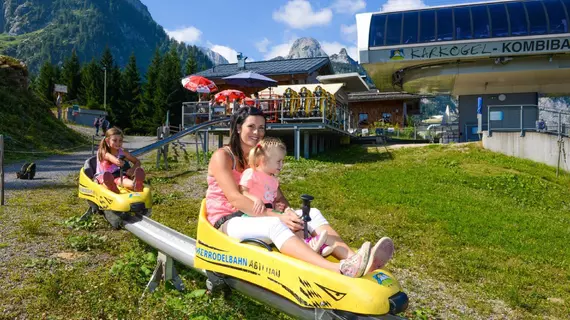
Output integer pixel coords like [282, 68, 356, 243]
[209, 44, 239, 63]
[380, 0, 427, 12]
[332, 0, 366, 14]
[340, 23, 357, 42]
[165, 26, 202, 44]
[273, 0, 333, 29]
[255, 38, 271, 53]
[263, 39, 297, 60]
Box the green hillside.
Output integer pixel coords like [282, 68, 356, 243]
[0, 0, 213, 73]
[0, 55, 86, 162]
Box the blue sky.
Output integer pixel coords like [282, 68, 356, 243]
[140, 0, 472, 63]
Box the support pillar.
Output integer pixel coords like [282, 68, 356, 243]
[218, 134, 224, 148]
[319, 136, 325, 153]
[304, 131, 310, 159]
[312, 135, 318, 155]
[294, 128, 300, 160]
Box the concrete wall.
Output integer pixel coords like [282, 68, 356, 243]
[459, 92, 538, 142]
[482, 131, 569, 169]
[66, 107, 107, 127]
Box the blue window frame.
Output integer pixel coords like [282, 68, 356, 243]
[402, 11, 419, 44]
[419, 10, 436, 42]
[369, 14, 386, 47]
[544, 0, 569, 34]
[454, 7, 472, 40]
[506, 2, 528, 36]
[436, 8, 454, 41]
[525, 1, 548, 34]
[471, 5, 491, 38]
[385, 13, 403, 45]
[489, 4, 509, 37]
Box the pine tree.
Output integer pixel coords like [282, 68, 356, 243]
[184, 55, 197, 76]
[61, 50, 82, 101]
[183, 55, 198, 102]
[81, 58, 103, 109]
[155, 44, 182, 127]
[99, 47, 122, 124]
[119, 53, 141, 131]
[141, 48, 162, 131]
[35, 61, 56, 103]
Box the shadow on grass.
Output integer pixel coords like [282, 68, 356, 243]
[310, 145, 394, 164]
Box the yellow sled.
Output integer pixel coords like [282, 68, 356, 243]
[78, 156, 152, 228]
[195, 199, 408, 316]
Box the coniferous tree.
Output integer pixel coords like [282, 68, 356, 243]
[183, 55, 198, 102]
[35, 61, 56, 103]
[100, 47, 122, 125]
[141, 48, 161, 130]
[155, 44, 182, 126]
[81, 58, 102, 109]
[119, 53, 141, 131]
[61, 50, 82, 101]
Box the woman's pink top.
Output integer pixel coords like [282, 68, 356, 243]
[205, 147, 242, 225]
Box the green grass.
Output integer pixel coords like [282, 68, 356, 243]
[1, 144, 569, 319]
[0, 84, 88, 163]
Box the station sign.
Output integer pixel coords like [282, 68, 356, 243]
[371, 36, 570, 62]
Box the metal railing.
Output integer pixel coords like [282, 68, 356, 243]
[537, 106, 570, 137]
[487, 105, 538, 137]
[182, 97, 357, 132]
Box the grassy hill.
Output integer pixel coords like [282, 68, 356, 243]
[0, 58, 87, 163]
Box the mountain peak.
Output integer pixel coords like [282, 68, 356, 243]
[286, 37, 328, 59]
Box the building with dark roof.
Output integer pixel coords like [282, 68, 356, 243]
[195, 55, 334, 91]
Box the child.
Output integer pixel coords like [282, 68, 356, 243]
[239, 137, 334, 257]
[96, 127, 145, 193]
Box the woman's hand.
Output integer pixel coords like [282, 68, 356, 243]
[279, 213, 303, 232]
[252, 199, 265, 216]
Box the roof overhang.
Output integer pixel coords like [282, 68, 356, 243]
[317, 72, 370, 93]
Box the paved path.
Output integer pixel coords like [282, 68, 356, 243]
[3, 127, 157, 191]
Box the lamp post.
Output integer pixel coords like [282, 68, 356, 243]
[103, 67, 107, 112]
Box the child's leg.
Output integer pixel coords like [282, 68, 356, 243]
[113, 176, 134, 190]
[294, 207, 355, 260]
[98, 172, 120, 193]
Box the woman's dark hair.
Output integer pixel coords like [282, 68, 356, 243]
[229, 106, 265, 170]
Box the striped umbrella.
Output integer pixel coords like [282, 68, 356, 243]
[181, 75, 218, 93]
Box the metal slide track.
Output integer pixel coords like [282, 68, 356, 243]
[130, 118, 229, 158]
[120, 213, 404, 320]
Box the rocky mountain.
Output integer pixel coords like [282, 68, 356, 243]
[0, 0, 213, 73]
[286, 37, 328, 59]
[199, 46, 228, 65]
[283, 37, 373, 87]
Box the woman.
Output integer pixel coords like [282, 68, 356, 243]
[206, 107, 393, 278]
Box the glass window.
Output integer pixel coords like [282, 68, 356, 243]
[506, 2, 528, 36]
[471, 5, 490, 38]
[369, 14, 386, 47]
[489, 4, 509, 37]
[544, 0, 568, 33]
[402, 12, 419, 44]
[359, 113, 369, 126]
[419, 10, 436, 42]
[454, 7, 472, 40]
[436, 8, 453, 41]
[525, 1, 548, 34]
[385, 13, 403, 45]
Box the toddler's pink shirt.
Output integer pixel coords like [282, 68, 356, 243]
[239, 168, 278, 205]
